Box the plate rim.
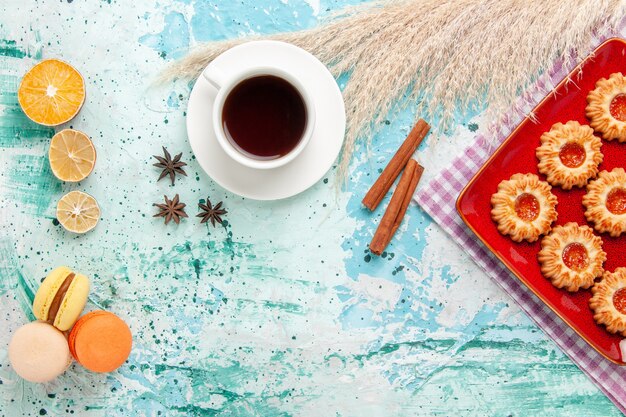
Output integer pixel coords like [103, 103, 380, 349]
[455, 37, 626, 366]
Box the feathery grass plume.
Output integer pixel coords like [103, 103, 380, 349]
[160, 0, 625, 179]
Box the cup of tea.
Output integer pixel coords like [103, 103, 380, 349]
[203, 63, 316, 170]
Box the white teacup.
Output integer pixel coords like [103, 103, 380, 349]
[203, 64, 316, 170]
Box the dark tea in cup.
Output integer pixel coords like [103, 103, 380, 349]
[221, 75, 307, 160]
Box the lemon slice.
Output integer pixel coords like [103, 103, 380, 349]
[49, 129, 96, 182]
[18, 59, 85, 126]
[56, 191, 100, 234]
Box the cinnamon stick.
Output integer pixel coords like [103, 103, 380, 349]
[362, 119, 429, 211]
[370, 159, 424, 255]
[390, 163, 424, 239]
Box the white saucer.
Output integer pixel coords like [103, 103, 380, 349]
[186, 41, 346, 200]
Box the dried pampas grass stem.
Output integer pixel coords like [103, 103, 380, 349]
[161, 0, 625, 178]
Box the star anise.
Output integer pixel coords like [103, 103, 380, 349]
[197, 198, 227, 227]
[153, 194, 188, 225]
[153, 146, 187, 185]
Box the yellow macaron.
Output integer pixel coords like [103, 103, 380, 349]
[33, 266, 90, 331]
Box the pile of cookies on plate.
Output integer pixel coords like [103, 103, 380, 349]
[491, 72, 626, 337]
[8, 267, 132, 383]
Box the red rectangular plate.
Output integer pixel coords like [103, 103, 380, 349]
[457, 38, 626, 365]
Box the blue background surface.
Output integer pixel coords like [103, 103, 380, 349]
[0, 0, 621, 415]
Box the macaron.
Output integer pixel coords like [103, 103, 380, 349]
[9, 321, 72, 383]
[33, 266, 90, 331]
[69, 311, 132, 373]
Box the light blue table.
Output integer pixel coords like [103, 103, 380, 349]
[0, 1, 622, 416]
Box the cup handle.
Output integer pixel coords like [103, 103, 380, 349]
[202, 65, 227, 91]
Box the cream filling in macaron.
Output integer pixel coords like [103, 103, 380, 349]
[47, 273, 75, 323]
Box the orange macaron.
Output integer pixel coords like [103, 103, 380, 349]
[68, 310, 132, 373]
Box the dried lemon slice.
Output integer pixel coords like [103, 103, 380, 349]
[49, 129, 96, 182]
[18, 59, 85, 126]
[56, 191, 100, 234]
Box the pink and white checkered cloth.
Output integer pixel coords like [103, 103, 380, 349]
[414, 29, 626, 413]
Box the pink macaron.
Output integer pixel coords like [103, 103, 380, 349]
[9, 321, 72, 382]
